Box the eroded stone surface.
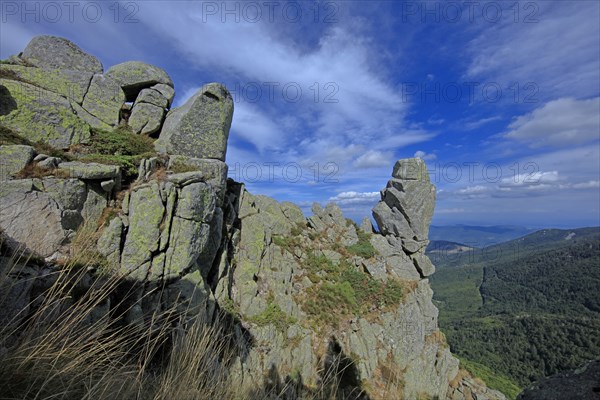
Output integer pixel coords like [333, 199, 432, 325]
[0, 145, 35, 180]
[21, 35, 103, 74]
[155, 83, 233, 161]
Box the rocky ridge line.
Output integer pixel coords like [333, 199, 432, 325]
[0, 35, 506, 400]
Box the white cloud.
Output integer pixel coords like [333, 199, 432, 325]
[463, 116, 501, 131]
[436, 208, 466, 214]
[572, 180, 600, 190]
[329, 191, 380, 206]
[134, 3, 432, 159]
[499, 171, 560, 188]
[414, 150, 437, 161]
[456, 185, 490, 198]
[504, 97, 600, 147]
[427, 117, 445, 126]
[230, 102, 289, 152]
[354, 150, 392, 168]
[450, 169, 598, 200]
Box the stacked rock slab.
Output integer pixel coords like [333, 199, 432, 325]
[106, 61, 175, 134]
[0, 155, 119, 259]
[0, 36, 178, 149]
[105, 61, 174, 101]
[0, 35, 125, 147]
[373, 157, 436, 277]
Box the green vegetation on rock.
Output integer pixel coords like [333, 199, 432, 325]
[458, 358, 521, 400]
[346, 229, 376, 258]
[302, 257, 403, 327]
[249, 296, 297, 332]
[79, 126, 156, 177]
[88, 126, 155, 156]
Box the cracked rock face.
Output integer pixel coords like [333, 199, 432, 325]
[372, 157, 436, 277]
[0, 79, 91, 149]
[0, 177, 108, 259]
[155, 83, 234, 161]
[98, 169, 226, 282]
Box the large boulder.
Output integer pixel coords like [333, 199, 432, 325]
[0, 79, 91, 148]
[151, 83, 175, 107]
[0, 183, 66, 258]
[129, 102, 164, 135]
[392, 158, 430, 181]
[381, 179, 435, 240]
[105, 61, 173, 101]
[136, 88, 169, 108]
[0, 145, 35, 180]
[155, 83, 233, 161]
[81, 74, 125, 126]
[21, 35, 103, 74]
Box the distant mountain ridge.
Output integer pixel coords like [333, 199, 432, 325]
[426, 240, 477, 254]
[429, 224, 535, 247]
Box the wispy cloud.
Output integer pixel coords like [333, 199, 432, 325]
[503, 97, 600, 147]
[354, 150, 393, 168]
[466, 1, 600, 100]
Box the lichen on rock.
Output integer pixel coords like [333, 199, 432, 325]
[0, 35, 506, 400]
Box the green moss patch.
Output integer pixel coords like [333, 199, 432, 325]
[249, 296, 297, 332]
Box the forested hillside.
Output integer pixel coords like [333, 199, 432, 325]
[430, 227, 600, 399]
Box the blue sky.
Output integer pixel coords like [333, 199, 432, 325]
[1, 0, 599, 228]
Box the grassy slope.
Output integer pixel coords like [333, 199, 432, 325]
[429, 227, 600, 399]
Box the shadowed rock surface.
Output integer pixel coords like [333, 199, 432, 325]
[517, 361, 600, 400]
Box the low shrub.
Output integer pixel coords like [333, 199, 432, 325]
[88, 126, 154, 156]
[346, 230, 376, 258]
